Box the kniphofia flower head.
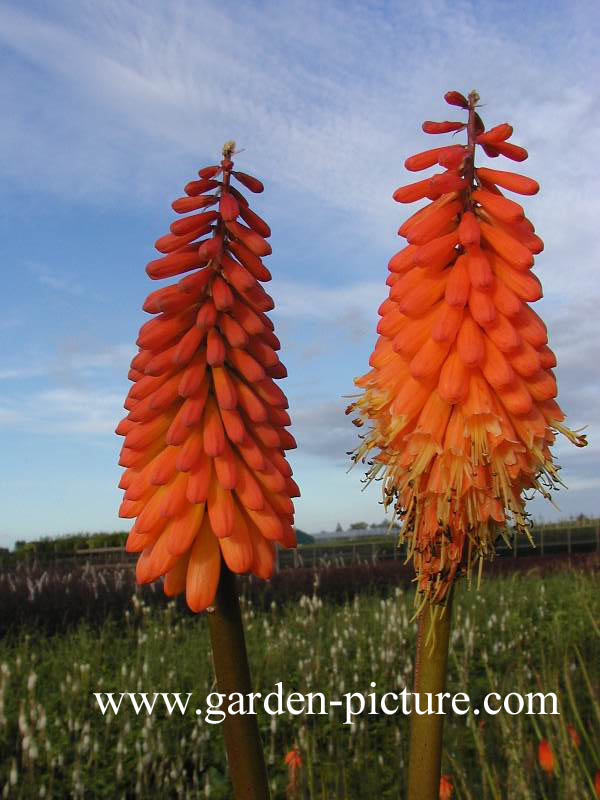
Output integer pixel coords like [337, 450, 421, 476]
[116, 142, 299, 612]
[348, 91, 586, 605]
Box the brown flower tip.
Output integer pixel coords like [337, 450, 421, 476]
[117, 150, 299, 612]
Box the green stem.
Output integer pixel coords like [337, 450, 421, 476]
[407, 590, 454, 800]
[207, 560, 270, 799]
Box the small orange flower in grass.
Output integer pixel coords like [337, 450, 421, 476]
[116, 142, 299, 612]
[538, 739, 554, 775]
[347, 90, 586, 605]
[595, 768, 600, 797]
[439, 773, 453, 799]
[284, 745, 302, 797]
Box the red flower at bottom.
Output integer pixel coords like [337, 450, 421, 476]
[538, 739, 554, 775]
[440, 773, 453, 799]
[284, 745, 302, 797]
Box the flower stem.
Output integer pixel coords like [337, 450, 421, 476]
[407, 590, 454, 800]
[207, 559, 270, 799]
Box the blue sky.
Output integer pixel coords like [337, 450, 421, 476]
[1, 0, 599, 545]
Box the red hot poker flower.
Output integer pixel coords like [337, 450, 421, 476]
[116, 142, 299, 612]
[348, 91, 586, 605]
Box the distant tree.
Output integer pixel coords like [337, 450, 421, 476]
[294, 529, 315, 544]
[349, 521, 368, 530]
[335, 522, 343, 532]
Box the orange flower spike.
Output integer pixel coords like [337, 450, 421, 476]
[350, 89, 586, 606]
[116, 140, 299, 613]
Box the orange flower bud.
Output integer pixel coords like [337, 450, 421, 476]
[198, 165, 221, 179]
[429, 170, 467, 194]
[458, 211, 480, 247]
[404, 145, 463, 172]
[232, 171, 264, 193]
[393, 177, 433, 203]
[171, 194, 218, 213]
[475, 123, 513, 143]
[444, 90, 469, 108]
[184, 178, 220, 196]
[239, 204, 271, 238]
[472, 189, 524, 224]
[219, 191, 240, 222]
[483, 141, 529, 162]
[422, 120, 466, 134]
[438, 146, 465, 169]
[476, 167, 539, 195]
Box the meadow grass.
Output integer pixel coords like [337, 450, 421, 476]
[0, 568, 597, 798]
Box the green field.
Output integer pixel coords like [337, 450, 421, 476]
[0, 568, 598, 798]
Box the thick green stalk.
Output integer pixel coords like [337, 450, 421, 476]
[207, 560, 270, 799]
[407, 591, 454, 800]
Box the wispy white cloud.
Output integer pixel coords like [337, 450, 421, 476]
[30, 263, 86, 296]
[0, 339, 132, 436]
[272, 279, 382, 321]
[0, 342, 132, 382]
[0, 386, 123, 436]
[1, 0, 599, 239]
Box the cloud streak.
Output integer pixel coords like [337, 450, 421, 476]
[1, 1, 599, 237]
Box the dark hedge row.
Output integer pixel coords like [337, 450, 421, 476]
[0, 552, 597, 637]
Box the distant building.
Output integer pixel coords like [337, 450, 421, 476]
[312, 524, 397, 542]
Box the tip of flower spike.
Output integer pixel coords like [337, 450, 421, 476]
[468, 89, 480, 106]
[444, 91, 469, 109]
[222, 140, 236, 158]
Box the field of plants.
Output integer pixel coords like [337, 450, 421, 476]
[0, 559, 597, 798]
